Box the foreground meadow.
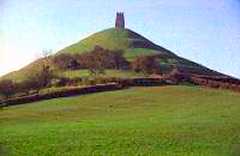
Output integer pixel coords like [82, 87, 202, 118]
[1, 86, 240, 156]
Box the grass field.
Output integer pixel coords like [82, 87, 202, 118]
[1, 86, 240, 156]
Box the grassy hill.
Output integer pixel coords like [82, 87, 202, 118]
[0, 28, 218, 82]
[1, 86, 240, 156]
[58, 28, 207, 70]
[58, 28, 175, 56]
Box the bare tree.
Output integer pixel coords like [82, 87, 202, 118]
[131, 55, 160, 75]
[53, 53, 80, 70]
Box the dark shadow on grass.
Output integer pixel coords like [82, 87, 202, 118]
[231, 144, 240, 156]
[0, 144, 9, 156]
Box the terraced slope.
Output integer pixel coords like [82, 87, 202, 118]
[59, 28, 176, 56]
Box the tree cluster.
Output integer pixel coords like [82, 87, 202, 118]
[0, 46, 169, 100]
[53, 46, 166, 76]
[53, 46, 129, 74]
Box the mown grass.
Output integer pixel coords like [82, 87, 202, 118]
[58, 69, 145, 79]
[1, 86, 240, 156]
[124, 48, 159, 61]
[59, 28, 130, 54]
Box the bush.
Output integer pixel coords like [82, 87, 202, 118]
[16, 79, 36, 95]
[167, 67, 190, 82]
[94, 77, 108, 84]
[0, 79, 16, 99]
[58, 77, 71, 86]
[131, 55, 160, 75]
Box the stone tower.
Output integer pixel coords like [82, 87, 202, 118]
[115, 12, 125, 29]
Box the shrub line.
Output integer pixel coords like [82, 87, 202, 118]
[0, 78, 172, 107]
[1, 75, 240, 107]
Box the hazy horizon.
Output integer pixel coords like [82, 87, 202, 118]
[1, 0, 240, 78]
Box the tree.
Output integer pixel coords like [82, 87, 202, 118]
[36, 50, 55, 91]
[21, 64, 55, 94]
[81, 46, 108, 75]
[42, 49, 52, 58]
[0, 79, 16, 99]
[131, 56, 160, 75]
[84, 52, 105, 75]
[105, 49, 129, 70]
[53, 53, 80, 70]
[35, 65, 54, 92]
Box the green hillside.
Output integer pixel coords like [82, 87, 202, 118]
[59, 28, 175, 56]
[0, 28, 215, 83]
[59, 28, 130, 54]
[1, 86, 240, 156]
[0, 58, 46, 82]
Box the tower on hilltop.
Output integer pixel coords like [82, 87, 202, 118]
[115, 12, 125, 29]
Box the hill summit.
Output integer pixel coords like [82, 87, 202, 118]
[59, 28, 176, 57]
[59, 12, 176, 57]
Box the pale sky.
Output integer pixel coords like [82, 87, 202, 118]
[1, 0, 240, 78]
